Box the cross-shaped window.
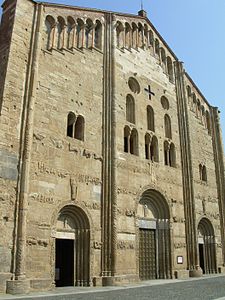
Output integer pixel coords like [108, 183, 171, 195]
[144, 85, 155, 100]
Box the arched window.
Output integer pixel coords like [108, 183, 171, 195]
[147, 105, 154, 132]
[45, 15, 56, 50]
[167, 56, 174, 82]
[94, 20, 102, 50]
[67, 16, 75, 49]
[75, 115, 85, 141]
[149, 30, 154, 47]
[150, 136, 159, 162]
[85, 19, 93, 48]
[196, 99, 201, 119]
[160, 48, 166, 72]
[124, 126, 130, 153]
[126, 94, 135, 124]
[187, 85, 192, 103]
[57, 16, 65, 49]
[169, 143, 176, 167]
[132, 23, 138, 48]
[200, 105, 205, 124]
[164, 141, 176, 167]
[145, 133, 151, 159]
[144, 24, 148, 47]
[192, 93, 197, 113]
[206, 111, 211, 135]
[77, 19, 84, 48]
[67, 112, 76, 137]
[116, 22, 124, 48]
[125, 23, 131, 49]
[199, 164, 203, 180]
[202, 165, 207, 182]
[164, 114, 172, 139]
[130, 128, 138, 155]
[155, 39, 160, 57]
[164, 141, 169, 166]
[138, 23, 143, 48]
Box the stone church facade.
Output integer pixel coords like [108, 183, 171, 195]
[0, 0, 225, 295]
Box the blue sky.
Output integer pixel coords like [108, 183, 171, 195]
[1, 0, 225, 143]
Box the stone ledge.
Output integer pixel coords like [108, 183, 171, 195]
[174, 269, 189, 279]
[30, 278, 53, 291]
[93, 274, 139, 287]
[6, 279, 30, 295]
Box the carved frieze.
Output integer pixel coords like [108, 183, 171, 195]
[117, 187, 138, 196]
[26, 237, 48, 247]
[29, 193, 55, 204]
[174, 242, 186, 249]
[35, 162, 101, 185]
[82, 201, 101, 210]
[69, 144, 103, 162]
[125, 209, 136, 217]
[116, 160, 150, 175]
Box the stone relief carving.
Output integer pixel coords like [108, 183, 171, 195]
[173, 216, 185, 223]
[70, 177, 78, 201]
[29, 193, 55, 204]
[33, 132, 46, 141]
[69, 144, 103, 162]
[197, 194, 218, 204]
[117, 187, 138, 196]
[174, 242, 186, 249]
[202, 199, 206, 215]
[50, 137, 63, 149]
[82, 201, 101, 210]
[117, 241, 135, 250]
[116, 160, 150, 175]
[26, 237, 48, 247]
[93, 241, 102, 249]
[117, 207, 135, 217]
[35, 162, 101, 185]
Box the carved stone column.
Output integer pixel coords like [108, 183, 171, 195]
[211, 107, 225, 267]
[174, 61, 201, 277]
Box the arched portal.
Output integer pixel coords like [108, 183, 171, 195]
[55, 205, 90, 287]
[138, 189, 172, 280]
[198, 218, 217, 274]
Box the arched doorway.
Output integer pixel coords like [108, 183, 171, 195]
[55, 205, 90, 287]
[198, 218, 217, 274]
[138, 189, 172, 280]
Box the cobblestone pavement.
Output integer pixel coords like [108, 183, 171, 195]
[1, 275, 225, 300]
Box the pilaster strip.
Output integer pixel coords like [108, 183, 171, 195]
[101, 12, 117, 277]
[174, 61, 198, 270]
[15, 3, 43, 279]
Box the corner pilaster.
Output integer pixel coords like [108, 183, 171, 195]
[211, 107, 225, 266]
[6, 2, 43, 294]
